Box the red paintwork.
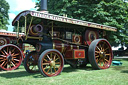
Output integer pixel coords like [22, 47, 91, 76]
[64, 45, 77, 59]
[53, 40, 63, 53]
[84, 41, 91, 46]
[53, 40, 85, 59]
[74, 49, 85, 59]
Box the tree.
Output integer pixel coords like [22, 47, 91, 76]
[35, 0, 128, 46]
[0, 0, 10, 30]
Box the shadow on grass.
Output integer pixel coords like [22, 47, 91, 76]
[0, 70, 41, 78]
[111, 66, 126, 70]
[113, 58, 128, 61]
[0, 65, 93, 78]
[63, 65, 92, 73]
[121, 70, 128, 73]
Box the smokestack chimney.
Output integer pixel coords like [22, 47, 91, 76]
[41, 0, 47, 11]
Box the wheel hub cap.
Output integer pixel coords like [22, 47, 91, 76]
[50, 61, 55, 67]
[7, 55, 12, 62]
[100, 52, 105, 58]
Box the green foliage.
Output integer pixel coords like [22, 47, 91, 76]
[36, 0, 128, 46]
[0, 0, 9, 30]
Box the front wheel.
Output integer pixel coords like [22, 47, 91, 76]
[88, 39, 113, 69]
[0, 44, 23, 71]
[38, 49, 64, 77]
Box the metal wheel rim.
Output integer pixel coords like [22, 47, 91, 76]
[95, 40, 112, 69]
[41, 51, 64, 77]
[0, 45, 22, 70]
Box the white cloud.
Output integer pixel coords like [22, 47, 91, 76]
[6, 0, 37, 31]
[9, 13, 16, 20]
[6, 0, 36, 11]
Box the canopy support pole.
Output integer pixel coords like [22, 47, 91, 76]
[17, 21, 19, 38]
[25, 16, 27, 35]
[25, 17, 33, 40]
[52, 21, 53, 39]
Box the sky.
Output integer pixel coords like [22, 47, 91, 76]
[6, 0, 38, 31]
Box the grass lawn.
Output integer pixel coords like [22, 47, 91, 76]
[0, 59, 128, 85]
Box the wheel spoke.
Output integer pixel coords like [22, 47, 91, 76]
[9, 63, 11, 68]
[42, 63, 49, 65]
[12, 57, 17, 59]
[7, 47, 9, 53]
[0, 51, 6, 56]
[102, 43, 105, 51]
[105, 59, 109, 62]
[97, 57, 102, 62]
[51, 67, 52, 74]
[13, 59, 19, 62]
[7, 64, 9, 68]
[95, 55, 99, 58]
[3, 62, 8, 67]
[105, 54, 111, 56]
[1, 61, 5, 66]
[12, 53, 20, 57]
[9, 51, 12, 55]
[53, 66, 56, 72]
[99, 44, 103, 51]
[55, 62, 60, 64]
[47, 67, 51, 73]
[3, 50, 8, 55]
[43, 65, 48, 70]
[0, 57, 3, 59]
[11, 61, 16, 67]
[0, 55, 6, 58]
[53, 54, 56, 61]
[55, 58, 59, 61]
[11, 48, 16, 53]
[104, 47, 109, 52]
[50, 53, 53, 59]
[95, 51, 100, 54]
[12, 60, 16, 63]
[55, 66, 59, 69]
[47, 55, 51, 61]
[96, 46, 101, 52]
[43, 59, 48, 62]
[103, 62, 105, 66]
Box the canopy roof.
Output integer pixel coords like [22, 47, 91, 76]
[12, 10, 117, 32]
[0, 30, 24, 37]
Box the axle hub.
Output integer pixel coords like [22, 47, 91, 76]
[7, 55, 12, 62]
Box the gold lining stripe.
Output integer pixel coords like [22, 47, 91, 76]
[77, 46, 79, 49]
[53, 43, 55, 49]
[61, 43, 64, 53]
[71, 45, 73, 50]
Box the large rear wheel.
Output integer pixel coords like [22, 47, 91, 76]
[38, 49, 64, 77]
[88, 39, 113, 69]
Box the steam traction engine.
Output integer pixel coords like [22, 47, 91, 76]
[0, 2, 117, 77]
